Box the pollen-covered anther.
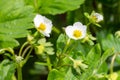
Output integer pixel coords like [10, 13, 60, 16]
[38, 23, 46, 31]
[73, 30, 82, 38]
[92, 15, 97, 21]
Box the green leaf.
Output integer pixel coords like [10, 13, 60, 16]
[99, 48, 114, 66]
[0, 59, 16, 80]
[102, 34, 120, 53]
[0, 35, 19, 48]
[56, 34, 67, 54]
[47, 69, 64, 80]
[97, 48, 114, 73]
[84, 12, 90, 19]
[64, 68, 79, 80]
[86, 44, 101, 65]
[80, 44, 101, 80]
[27, 0, 85, 15]
[0, 0, 34, 48]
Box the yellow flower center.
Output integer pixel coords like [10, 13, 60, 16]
[73, 30, 82, 38]
[92, 15, 98, 21]
[38, 23, 46, 31]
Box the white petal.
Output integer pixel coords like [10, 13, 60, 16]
[81, 30, 86, 39]
[65, 23, 87, 40]
[94, 13, 103, 22]
[65, 26, 74, 39]
[43, 32, 50, 37]
[44, 21, 52, 33]
[39, 30, 50, 37]
[73, 22, 82, 27]
[43, 16, 52, 24]
[33, 14, 44, 28]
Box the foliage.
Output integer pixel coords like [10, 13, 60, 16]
[0, 0, 34, 48]
[0, 0, 120, 80]
[0, 59, 16, 80]
[25, 0, 85, 15]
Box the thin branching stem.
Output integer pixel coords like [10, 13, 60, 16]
[19, 42, 28, 56]
[22, 46, 31, 58]
[47, 55, 52, 71]
[110, 53, 118, 74]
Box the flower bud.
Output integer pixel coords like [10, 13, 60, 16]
[15, 55, 23, 63]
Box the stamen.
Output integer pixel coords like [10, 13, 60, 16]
[38, 23, 46, 31]
[73, 30, 82, 38]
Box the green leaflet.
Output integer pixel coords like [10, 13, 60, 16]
[56, 34, 67, 54]
[80, 44, 101, 80]
[80, 45, 114, 80]
[47, 69, 64, 80]
[102, 34, 120, 53]
[0, 59, 16, 80]
[25, 0, 85, 15]
[0, 0, 34, 48]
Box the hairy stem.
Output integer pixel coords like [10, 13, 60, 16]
[47, 55, 52, 71]
[17, 64, 22, 80]
[22, 46, 31, 57]
[110, 53, 118, 74]
[19, 42, 28, 56]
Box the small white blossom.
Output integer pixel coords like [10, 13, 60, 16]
[33, 14, 53, 37]
[73, 60, 88, 70]
[65, 22, 87, 40]
[91, 13, 103, 22]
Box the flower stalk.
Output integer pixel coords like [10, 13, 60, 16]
[110, 53, 118, 74]
[17, 63, 22, 80]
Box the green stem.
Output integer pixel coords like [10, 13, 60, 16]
[22, 46, 31, 58]
[24, 47, 33, 64]
[47, 55, 52, 71]
[64, 54, 74, 61]
[62, 38, 71, 54]
[52, 27, 60, 34]
[19, 42, 28, 56]
[35, 62, 48, 66]
[86, 22, 91, 27]
[110, 53, 118, 74]
[34, 0, 38, 13]
[17, 64, 22, 80]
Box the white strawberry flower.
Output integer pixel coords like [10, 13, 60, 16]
[91, 12, 103, 22]
[33, 14, 53, 37]
[65, 22, 87, 40]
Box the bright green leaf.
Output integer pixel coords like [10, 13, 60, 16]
[102, 34, 120, 53]
[0, 0, 34, 48]
[65, 68, 79, 80]
[47, 69, 64, 80]
[26, 0, 85, 15]
[0, 59, 16, 80]
[56, 34, 67, 54]
[80, 44, 101, 80]
[99, 48, 114, 66]
[86, 44, 101, 65]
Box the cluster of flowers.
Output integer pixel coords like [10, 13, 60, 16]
[33, 12, 103, 40]
[33, 12, 103, 72]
